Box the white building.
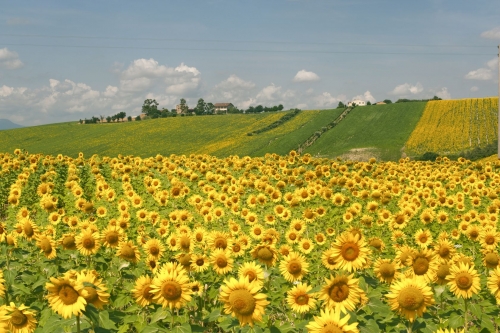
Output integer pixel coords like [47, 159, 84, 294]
[347, 99, 366, 107]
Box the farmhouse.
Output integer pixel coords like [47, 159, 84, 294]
[214, 103, 233, 114]
[347, 99, 366, 107]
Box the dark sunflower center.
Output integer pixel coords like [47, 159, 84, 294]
[397, 286, 425, 311]
[485, 236, 495, 245]
[120, 244, 136, 259]
[295, 294, 309, 305]
[82, 237, 95, 249]
[142, 286, 154, 300]
[161, 281, 182, 301]
[302, 242, 310, 250]
[289, 233, 297, 240]
[419, 235, 428, 243]
[196, 234, 203, 242]
[196, 259, 205, 266]
[214, 238, 227, 249]
[40, 238, 52, 253]
[83, 286, 99, 303]
[10, 309, 28, 326]
[439, 247, 450, 258]
[456, 273, 473, 290]
[413, 257, 430, 275]
[62, 236, 76, 249]
[178, 254, 191, 266]
[180, 237, 191, 250]
[321, 323, 343, 333]
[233, 244, 241, 252]
[327, 257, 336, 265]
[147, 245, 159, 255]
[257, 248, 273, 261]
[379, 262, 395, 278]
[24, 223, 34, 237]
[229, 289, 256, 316]
[245, 271, 257, 282]
[59, 284, 80, 305]
[370, 239, 382, 249]
[329, 282, 350, 302]
[485, 253, 499, 266]
[341, 243, 360, 261]
[216, 257, 228, 268]
[287, 260, 302, 274]
[437, 264, 450, 280]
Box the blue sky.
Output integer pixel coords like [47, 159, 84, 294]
[0, 0, 499, 125]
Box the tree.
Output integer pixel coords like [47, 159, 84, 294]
[383, 99, 392, 104]
[127, 116, 132, 122]
[278, 104, 284, 111]
[178, 98, 189, 114]
[255, 105, 264, 113]
[106, 116, 111, 123]
[337, 101, 345, 109]
[135, 115, 141, 121]
[367, 101, 372, 105]
[195, 98, 206, 115]
[227, 105, 240, 114]
[142, 99, 159, 116]
[205, 102, 215, 115]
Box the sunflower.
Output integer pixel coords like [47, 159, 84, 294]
[21, 219, 38, 241]
[414, 229, 433, 248]
[35, 234, 57, 259]
[176, 253, 192, 271]
[285, 230, 300, 244]
[446, 263, 481, 299]
[190, 281, 204, 297]
[487, 267, 500, 304]
[434, 239, 456, 263]
[45, 276, 87, 318]
[101, 226, 125, 248]
[373, 259, 401, 284]
[116, 241, 141, 263]
[306, 308, 359, 333]
[321, 249, 338, 270]
[330, 232, 371, 272]
[479, 229, 500, 250]
[131, 276, 155, 307]
[279, 244, 292, 257]
[191, 254, 210, 273]
[298, 238, 314, 254]
[466, 225, 480, 241]
[75, 230, 100, 256]
[482, 250, 500, 269]
[238, 262, 265, 285]
[315, 233, 327, 245]
[230, 241, 245, 258]
[251, 244, 279, 267]
[150, 270, 192, 309]
[279, 251, 309, 282]
[208, 231, 232, 250]
[386, 278, 434, 322]
[0, 270, 5, 298]
[286, 282, 317, 314]
[5, 303, 37, 333]
[434, 262, 452, 285]
[289, 219, 306, 234]
[219, 277, 269, 327]
[143, 238, 165, 260]
[408, 249, 438, 282]
[77, 270, 110, 309]
[319, 274, 364, 313]
[211, 249, 234, 275]
[368, 237, 385, 252]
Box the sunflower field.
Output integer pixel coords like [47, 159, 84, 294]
[405, 97, 498, 156]
[2, 149, 500, 333]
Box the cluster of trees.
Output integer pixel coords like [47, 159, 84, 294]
[395, 96, 442, 103]
[244, 104, 284, 113]
[80, 112, 130, 124]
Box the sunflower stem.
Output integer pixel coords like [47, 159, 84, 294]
[463, 298, 468, 333]
[77, 314, 81, 333]
[407, 320, 413, 333]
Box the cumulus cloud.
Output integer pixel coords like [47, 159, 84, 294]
[434, 87, 451, 100]
[293, 70, 320, 82]
[215, 75, 255, 90]
[481, 27, 500, 39]
[256, 83, 282, 102]
[470, 86, 479, 92]
[103, 86, 119, 97]
[390, 82, 424, 96]
[351, 91, 376, 103]
[0, 48, 24, 69]
[313, 92, 346, 107]
[465, 58, 497, 80]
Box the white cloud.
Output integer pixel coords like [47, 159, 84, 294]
[120, 78, 151, 92]
[6, 17, 31, 26]
[103, 86, 119, 97]
[470, 86, 479, 92]
[390, 82, 424, 95]
[121, 58, 171, 79]
[175, 62, 200, 76]
[0, 48, 24, 69]
[481, 27, 500, 39]
[0, 85, 27, 97]
[256, 84, 282, 102]
[216, 75, 255, 90]
[435, 87, 451, 100]
[465, 58, 497, 80]
[351, 91, 376, 103]
[465, 68, 492, 80]
[293, 70, 320, 82]
[296, 103, 308, 109]
[313, 92, 345, 107]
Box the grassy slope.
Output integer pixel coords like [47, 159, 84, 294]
[305, 102, 427, 161]
[0, 110, 343, 158]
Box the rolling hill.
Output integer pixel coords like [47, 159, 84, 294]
[0, 98, 497, 161]
[0, 119, 23, 130]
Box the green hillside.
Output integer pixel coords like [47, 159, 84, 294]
[0, 110, 343, 158]
[304, 102, 427, 161]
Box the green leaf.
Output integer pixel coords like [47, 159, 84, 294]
[481, 317, 495, 332]
[470, 303, 483, 320]
[172, 323, 192, 333]
[448, 313, 465, 329]
[360, 319, 380, 333]
[99, 310, 117, 330]
[84, 304, 100, 328]
[206, 308, 221, 322]
[150, 308, 169, 324]
[12, 283, 31, 295]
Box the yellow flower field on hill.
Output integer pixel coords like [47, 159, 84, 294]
[406, 97, 498, 155]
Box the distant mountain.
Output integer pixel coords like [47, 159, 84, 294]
[0, 119, 23, 130]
